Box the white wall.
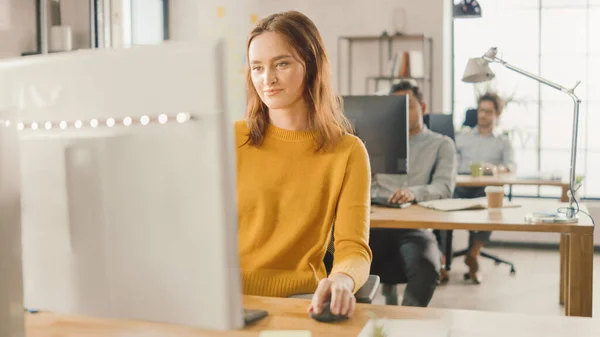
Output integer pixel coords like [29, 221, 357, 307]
[0, 0, 36, 59]
[0, 0, 91, 60]
[131, 0, 163, 45]
[168, 0, 453, 117]
[169, 0, 258, 121]
[252, 0, 452, 112]
[59, 0, 91, 49]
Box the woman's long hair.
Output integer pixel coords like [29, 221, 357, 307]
[244, 11, 353, 151]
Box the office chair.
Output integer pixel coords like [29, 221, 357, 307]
[445, 188, 516, 281]
[289, 237, 380, 304]
[423, 113, 456, 141]
[369, 232, 411, 306]
[430, 111, 515, 280]
[462, 108, 478, 128]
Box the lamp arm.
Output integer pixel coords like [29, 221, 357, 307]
[484, 54, 582, 216]
[484, 55, 578, 94]
[566, 93, 581, 216]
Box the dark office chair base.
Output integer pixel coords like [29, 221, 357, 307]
[381, 284, 399, 305]
[452, 248, 516, 275]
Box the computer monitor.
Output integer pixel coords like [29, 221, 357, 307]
[423, 113, 455, 141]
[342, 95, 409, 175]
[0, 40, 245, 330]
[0, 113, 24, 336]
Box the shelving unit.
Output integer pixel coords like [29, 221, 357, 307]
[337, 34, 433, 108]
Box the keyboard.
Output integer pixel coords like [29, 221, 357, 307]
[371, 197, 412, 209]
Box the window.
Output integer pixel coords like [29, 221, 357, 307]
[453, 0, 599, 198]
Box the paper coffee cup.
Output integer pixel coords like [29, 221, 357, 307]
[485, 186, 504, 208]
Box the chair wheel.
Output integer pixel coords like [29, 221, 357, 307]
[494, 261, 501, 265]
[510, 268, 516, 275]
[463, 272, 470, 281]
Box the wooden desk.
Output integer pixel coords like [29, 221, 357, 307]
[455, 174, 570, 202]
[26, 296, 600, 337]
[371, 199, 594, 317]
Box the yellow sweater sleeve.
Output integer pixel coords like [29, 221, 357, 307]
[330, 138, 373, 293]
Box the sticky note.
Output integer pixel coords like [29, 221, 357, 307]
[250, 13, 258, 24]
[358, 319, 449, 337]
[217, 6, 225, 17]
[259, 331, 312, 337]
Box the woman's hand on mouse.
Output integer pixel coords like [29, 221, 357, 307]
[307, 273, 356, 317]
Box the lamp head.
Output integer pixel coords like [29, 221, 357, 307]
[462, 57, 495, 83]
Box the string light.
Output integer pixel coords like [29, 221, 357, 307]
[158, 114, 168, 124]
[140, 115, 150, 126]
[1, 113, 194, 131]
[176, 112, 190, 123]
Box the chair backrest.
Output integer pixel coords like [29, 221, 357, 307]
[423, 113, 455, 141]
[463, 108, 478, 128]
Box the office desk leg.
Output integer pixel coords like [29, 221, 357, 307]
[566, 233, 594, 317]
[559, 234, 570, 306]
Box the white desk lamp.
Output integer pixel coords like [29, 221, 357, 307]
[462, 47, 581, 223]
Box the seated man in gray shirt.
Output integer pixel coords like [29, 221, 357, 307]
[455, 92, 516, 284]
[370, 81, 456, 307]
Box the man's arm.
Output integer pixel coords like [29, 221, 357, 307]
[501, 137, 517, 173]
[408, 137, 457, 202]
[454, 133, 467, 174]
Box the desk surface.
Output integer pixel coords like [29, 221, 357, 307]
[26, 296, 600, 337]
[371, 199, 593, 234]
[456, 174, 569, 187]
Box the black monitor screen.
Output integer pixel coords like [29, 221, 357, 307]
[342, 95, 409, 175]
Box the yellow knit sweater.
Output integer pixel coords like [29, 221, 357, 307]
[235, 120, 372, 298]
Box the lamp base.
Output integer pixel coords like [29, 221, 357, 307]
[525, 211, 579, 224]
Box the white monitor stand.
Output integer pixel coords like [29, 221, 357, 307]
[0, 114, 24, 337]
[0, 39, 250, 330]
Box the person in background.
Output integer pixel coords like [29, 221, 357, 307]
[236, 11, 372, 318]
[454, 92, 516, 283]
[370, 80, 456, 306]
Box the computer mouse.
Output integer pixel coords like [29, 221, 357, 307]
[309, 301, 349, 323]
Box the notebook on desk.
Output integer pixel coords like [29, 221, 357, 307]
[418, 197, 520, 212]
[516, 171, 563, 181]
[358, 318, 450, 337]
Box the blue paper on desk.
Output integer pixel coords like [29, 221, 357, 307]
[358, 318, 450, 337]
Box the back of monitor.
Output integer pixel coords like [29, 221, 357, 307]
[0, 112, 24, 337]
[0, 40, 243, 330]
